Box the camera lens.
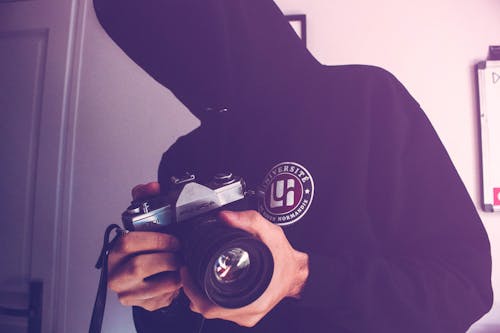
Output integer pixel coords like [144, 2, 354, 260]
[214, 248, 250, 284]
[183, 221, 274, 309]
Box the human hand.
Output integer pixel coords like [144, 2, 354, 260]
[181, 210, 309, 327]
[107, 182, 183, 311]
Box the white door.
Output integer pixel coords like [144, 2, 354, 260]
[0, 0, 194, 330]
[0, 0, 75, 332]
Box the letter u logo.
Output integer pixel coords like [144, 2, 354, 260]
[270, 179, 296, 208]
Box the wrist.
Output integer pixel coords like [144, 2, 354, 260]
[288, 251, 309, 299]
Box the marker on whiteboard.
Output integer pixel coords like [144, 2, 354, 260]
[494, 188, 500, 206]
[477, 46, 500, 212]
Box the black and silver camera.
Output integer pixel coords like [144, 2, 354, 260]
[121, 172, 274, 309]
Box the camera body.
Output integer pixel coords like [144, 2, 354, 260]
[121, 172, 274, 308]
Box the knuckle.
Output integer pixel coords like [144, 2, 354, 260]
[156, 293, 175, 307]
[163, 294, 175, 307]
[108, 251, 120, 264]
[118, 295, 133, 307]
[167, 235, 180, 251]
[201, 312, 214, 319]
[202, 309, 218, 319]
[142, 302, 161, 312]
[250, 297, 273, 316]
[190, 303, 214, 318]
[127, 257, 144, 278]
[113, 238, 126, 253]
[116, 236, 134, 254]
[247, 210, 261, 221]
[153, 233, 165, 249]
[189, 302, 200, 313]
[121, 240, 133, 253]
[240, 316, 260, 328]
[153, 233, 176, 251]
[248, 317, 260, 327]
[107, 279, 120, 292]
[251, 302, 268, 316]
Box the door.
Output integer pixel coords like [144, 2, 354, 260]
[0, 0, 75, 332]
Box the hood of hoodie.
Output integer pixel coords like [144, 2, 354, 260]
[93, 0, 321, 122]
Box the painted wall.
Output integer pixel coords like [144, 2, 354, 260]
[69, 0, 500, 332]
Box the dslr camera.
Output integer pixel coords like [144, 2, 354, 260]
[121, 172, 274, 309]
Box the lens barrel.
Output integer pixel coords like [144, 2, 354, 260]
[183, 221, 274, 308]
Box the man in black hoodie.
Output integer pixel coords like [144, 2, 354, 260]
[93, 0, 493, 332]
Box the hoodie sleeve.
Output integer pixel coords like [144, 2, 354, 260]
[298, 68, 493, 332]
[132, 291, 203, 333]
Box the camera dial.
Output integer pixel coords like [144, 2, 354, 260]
[212, 172, 236, 186]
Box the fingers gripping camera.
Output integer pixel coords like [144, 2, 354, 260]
[121, 173, 274, 309]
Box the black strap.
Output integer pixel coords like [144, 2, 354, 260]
[89, 224, 124, 333]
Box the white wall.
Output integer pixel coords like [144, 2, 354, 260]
[67, 0, 500, 332]
[64, 2, 198, 332]
[273, 0, 500, 331]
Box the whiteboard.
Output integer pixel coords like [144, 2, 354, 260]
[478, 53, 500, 212]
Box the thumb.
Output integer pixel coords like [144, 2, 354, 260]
[131, 182, 160, 200]
[218, 210, 272, 238]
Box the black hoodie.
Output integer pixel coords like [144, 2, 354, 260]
[93, 0, 493, 332]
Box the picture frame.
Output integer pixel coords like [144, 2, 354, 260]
[286, 14, 307, 46]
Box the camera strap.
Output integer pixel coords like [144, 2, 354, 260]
[89, 224, 124, 333]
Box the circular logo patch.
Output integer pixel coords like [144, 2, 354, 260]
[258, 162, 314, 226]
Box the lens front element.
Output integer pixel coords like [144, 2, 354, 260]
[214, 248, 251, 284]
[184, 222, 274, 309]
